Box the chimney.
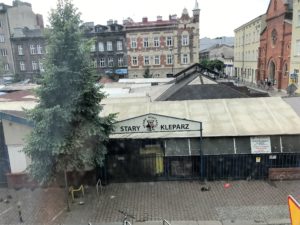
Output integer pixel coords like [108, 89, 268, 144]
[157, 16, 162, 21]
[169, 14, 177, 20]
[142, 17, 148, 23]
[114, 20, 118, 24]
[107, 19, 113, 25]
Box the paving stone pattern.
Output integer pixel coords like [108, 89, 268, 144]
[0, 180, 299, 225]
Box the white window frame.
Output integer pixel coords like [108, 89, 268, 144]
[181, 54, 189, 64]
[154, 55, 160, 65]
[92, 59, 97, 68]
[144, 56, 150, 65]
[166, 36, 173, 47]
[98, 42, 104, 52]
[37, 44, 43, 54]
[32, 61, 38, 71]
[154, 37, 160, 47]
[17, 45, 23, 55]
[143, 37, 149, 48]
[107, 41, 113, 51]
[132, 56, 138, 66]
[296, 40, 300, 56]
[0, 49, 7, 56]
[0, 34, 4, 43]
[131, 37, 137, 48]
[20, 61, 25, 71]
[30, 44, 36, 55]
[39, 61, 44, 72]
[167, 54, 173, 65]
[117, 41, 123, 51]
[91, 44, 96, 52]
[118, 57, 123, 67]
[4, 63, 9, 71]
[182, 35, 189, 46]
[108, 57, 114, 67]
[99, 58, 105, 67]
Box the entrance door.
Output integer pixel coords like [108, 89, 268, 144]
[268, 61, 276, 84]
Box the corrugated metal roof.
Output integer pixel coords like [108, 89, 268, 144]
[101, 97, 300, 138]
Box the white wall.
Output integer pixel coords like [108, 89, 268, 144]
[7, 145, 27, 173]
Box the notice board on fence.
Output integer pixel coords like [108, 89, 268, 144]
[250, 136, 271, 154]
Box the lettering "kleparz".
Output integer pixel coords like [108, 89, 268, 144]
[160, 124, 189, 130]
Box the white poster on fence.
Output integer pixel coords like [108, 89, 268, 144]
[250, 136, 271, 154]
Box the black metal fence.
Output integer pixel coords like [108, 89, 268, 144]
[105, 153, 300, 182]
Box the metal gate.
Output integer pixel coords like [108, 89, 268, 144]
[105, 153, 300, 182]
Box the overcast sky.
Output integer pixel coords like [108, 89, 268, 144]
[5, 0, 270, 38]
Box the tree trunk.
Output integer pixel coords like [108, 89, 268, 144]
[64, 169, 70, 212]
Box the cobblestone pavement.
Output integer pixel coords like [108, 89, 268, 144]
[0, 180, 299, 225]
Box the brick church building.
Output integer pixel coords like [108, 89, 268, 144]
[257, 0, 293, 90]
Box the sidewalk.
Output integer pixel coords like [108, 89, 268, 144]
[0, 180, 297, 225]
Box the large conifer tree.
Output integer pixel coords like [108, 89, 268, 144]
[24, 0, 115, 185]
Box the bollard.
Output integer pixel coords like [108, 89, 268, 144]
[17, 202, 24, 223]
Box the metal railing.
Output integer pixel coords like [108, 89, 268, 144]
[163, 219, 171, 225]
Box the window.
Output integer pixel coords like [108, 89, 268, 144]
[118, 57, 123, 67]
[107, 41, 113, 51]
[154, 37, 160, 47]
[166, 36, 173, 46]
[132, 56, 138, 66]
[117, 41, 122, 51]
[108, 57, 114, 67]
[39, 61, 44, 72]
[182, 35, 189, 46]
[32, 61, 38, 71]
[0, 21, 2, 28]
[181, 54, 189, 64]
[99, 58, 105, 67]
[30, 44, 36, 54]
[37, 44, 43, 54]
[18, 45, 23, 55]
[4, 63, 9, 71]
[92, 59, 97, 68]
[143, 37, 149, 48]
[98, 42, 104, 52]
[144, 56, 150, 65]
[91, 44, 96, 52]
[296, 40, 300, 56]
[154, 55, 160, 65]
[298, 10, 300, 27]
[167, 54, 173, 65]
[0, 48, 7, 56]
[271, 29, 277, 46]
[131, 37, 137, 48]
[0, 34, 4, 43]
[20, 61, 25, 71]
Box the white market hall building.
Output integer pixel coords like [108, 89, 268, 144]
[1, 96, 300, 185]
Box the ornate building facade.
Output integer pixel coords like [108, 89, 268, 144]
[257, 0, 292, 90]
[83, 20, 127, 78]
[125, 1, 200, 78]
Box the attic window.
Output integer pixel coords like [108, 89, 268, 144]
[274, 0, 277, 11]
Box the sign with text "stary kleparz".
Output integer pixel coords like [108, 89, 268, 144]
[113, 114, 202, 134]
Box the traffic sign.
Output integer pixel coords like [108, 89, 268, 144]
[288, 195, 300, 225]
